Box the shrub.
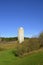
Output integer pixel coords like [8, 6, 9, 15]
[12, 38, 40, 57]
[39, 32, 43, 47]
[28, 38, 40, 51]
[12, 46, 23, 57]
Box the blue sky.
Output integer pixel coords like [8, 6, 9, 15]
[0, 0, 43, 37]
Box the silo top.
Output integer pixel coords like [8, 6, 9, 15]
[18, 27, 24, 34]
[19, 27, 23, 30]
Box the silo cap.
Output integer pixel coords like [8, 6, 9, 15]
[20, 27, 23, 29]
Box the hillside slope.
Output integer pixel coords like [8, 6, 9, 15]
[0, 48, 43, 65]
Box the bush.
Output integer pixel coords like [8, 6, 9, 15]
[12, 41, 29, 57]
[12, 46, 24, 57]
[12, 38, 40, 57]
[39, 32, 43, 47]
[28, 38, 40, 51]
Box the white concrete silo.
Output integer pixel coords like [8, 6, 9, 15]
[18, 27, 24, 43]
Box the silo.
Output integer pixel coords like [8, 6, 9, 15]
[18, 27, 24, 43]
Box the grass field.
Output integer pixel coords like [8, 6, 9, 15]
[0, 48, 43, 65]
[0, 41, 18, 49]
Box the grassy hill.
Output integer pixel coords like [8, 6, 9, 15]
[0, 33, 43, 65]
[0, 48, 43, 65]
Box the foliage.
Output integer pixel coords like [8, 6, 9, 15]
[39, 32, 43, 47]
[28, 38, 40, 51]
[13, 38, 40, 57]
[1, 37, 18, 42]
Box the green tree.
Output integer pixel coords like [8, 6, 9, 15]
[39, 32, 43, 47]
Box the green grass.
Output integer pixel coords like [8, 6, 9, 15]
[0, 49, 43, 65]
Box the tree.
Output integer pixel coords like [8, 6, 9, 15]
[39, 32, 43, 47]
